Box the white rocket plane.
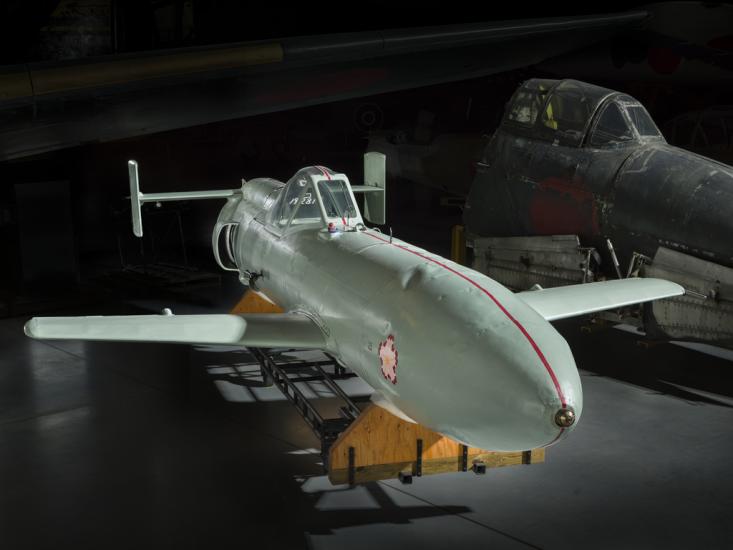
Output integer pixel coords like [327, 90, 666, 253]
[24, 154, 684, 451]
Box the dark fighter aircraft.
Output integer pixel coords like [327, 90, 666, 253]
[463, 78, 733, 348]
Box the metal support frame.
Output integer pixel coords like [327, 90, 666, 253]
[249, 348, 361, 468]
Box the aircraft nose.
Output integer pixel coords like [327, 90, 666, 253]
[399, 265, 583, 451]
[539, 352, 583, 446]
[474, 319, 583, 450]
[438, 333, 582, 452]
[554, 406, 577, 429]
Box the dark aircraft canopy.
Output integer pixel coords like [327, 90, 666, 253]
[503, 78, 662, 147]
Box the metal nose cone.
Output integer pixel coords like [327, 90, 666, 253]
[554, 406, 576, 428]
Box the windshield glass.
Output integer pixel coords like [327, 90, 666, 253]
[507, 89, 544, 127]
[627, 105, 661, 137]
[318, 180, 357, 221]
[541, 90, 589, 145]
[277, 178, 321, 227]
[505, 79, 555, 128]
[590, 102, 634, 146]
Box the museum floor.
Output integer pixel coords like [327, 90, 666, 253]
[2, 286, 732, 549]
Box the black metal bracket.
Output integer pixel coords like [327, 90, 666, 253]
[461, 444, 468, 472]
[259, 362, 274, 387]
[246, 270, 263, 290]
[415, 438, 423, 477]
[522, 450, 532, 465]
[348, 446, 355, 486]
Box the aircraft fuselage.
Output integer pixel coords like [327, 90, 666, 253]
[217, 173, 582, 451]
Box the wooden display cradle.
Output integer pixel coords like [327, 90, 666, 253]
[328, 404, 544, 485]
[232, 290, 545, 485]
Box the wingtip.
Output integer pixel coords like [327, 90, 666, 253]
[655, 278, 686, 297]
[23, 318, 38, 338]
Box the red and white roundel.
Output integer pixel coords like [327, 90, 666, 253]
[378, 335, 398, 384]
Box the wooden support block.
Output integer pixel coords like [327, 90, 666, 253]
[230, 289, 284, 314]
[328, 403, 544, 485]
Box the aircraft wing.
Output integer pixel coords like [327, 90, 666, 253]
[24, 312, 326, 349]
[0, 11, 647, 161]
[516, 278, 685, 322]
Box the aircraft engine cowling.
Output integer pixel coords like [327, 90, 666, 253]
[609, 143, 733, 269]
[214, 223, 239, 271]
[212, 177, 284, 274]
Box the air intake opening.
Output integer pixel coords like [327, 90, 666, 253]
[215, 223, 239, 271]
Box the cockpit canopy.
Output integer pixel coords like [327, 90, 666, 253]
[271, 166, 363, 231]
[502, 78, 663, 147]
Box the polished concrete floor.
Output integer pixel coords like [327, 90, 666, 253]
[2, 294, 733, 549]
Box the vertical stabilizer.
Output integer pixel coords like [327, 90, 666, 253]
[363, 152, 386, 225]
[128, 160, 144, 237]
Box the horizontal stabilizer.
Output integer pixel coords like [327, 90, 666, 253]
[129, 160, 240, 237]
[24, 312, 326, 349]
[517, 278, 685, 321]
[350, 186, 383, 193]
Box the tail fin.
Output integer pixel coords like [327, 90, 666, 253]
[128, 160, 241, 237]
[351, 152, 386, 225]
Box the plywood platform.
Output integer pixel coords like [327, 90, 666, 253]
[329, 403, 544, 485]
[231, 289, 284, 314]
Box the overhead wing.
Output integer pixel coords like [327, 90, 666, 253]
[516, 278, 685, 322]
[0, 11, 647, 161]
[24, 312, 326, 349]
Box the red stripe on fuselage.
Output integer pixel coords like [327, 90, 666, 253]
[363, 231, 567, 407]
[547, 427, 565, 447]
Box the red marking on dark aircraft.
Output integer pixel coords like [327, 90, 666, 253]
[707, 35, 733, 51]
[529, 177, 599, 236]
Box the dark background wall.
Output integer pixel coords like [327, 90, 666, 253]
[1, 0, 732, 314]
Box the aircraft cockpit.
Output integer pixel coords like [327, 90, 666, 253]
[270, 166, 364, 233]
[502, 78, 663, 148]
